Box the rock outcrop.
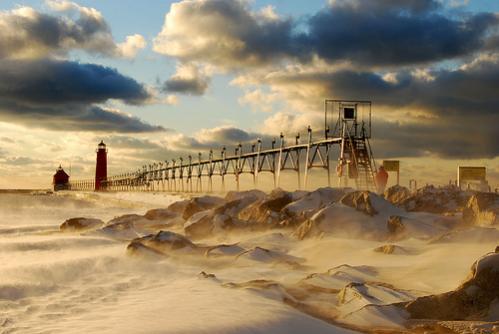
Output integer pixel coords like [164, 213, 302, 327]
[398, 185, 469, 214]
[340, 191, 378, 216]
[181, 196, 225, 220]
[60, 217, 103, 231]
[238, 188, 294, 226]
[127, 230, 197, 255]
[384, 185, 412, 205]
[462, 192, 499, 227]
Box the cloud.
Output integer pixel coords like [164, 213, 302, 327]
[154, 0, 499, 69]
[306, 0, 498, 67]
[163, 64, 209, 95]
[238, 54, 499, 158]
[0, 2, 146, 60]
[166, 126, 273, 152]
[0, 59, 164, 132]
[0, 59, 149, 104]
[153, 0, 299, 68]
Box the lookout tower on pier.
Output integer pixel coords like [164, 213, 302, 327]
[95, 141, 108, 191]
[326, 100, 377, 191]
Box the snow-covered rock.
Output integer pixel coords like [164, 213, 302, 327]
[238, 188, 294, 226]
[373, 244, 408, 255]
[181, 196, 225, 220]
[205, 244, 245, 258]
[59, 217, 103, 231]
[462, 192, 499, 227]
[398, 185, 470, 214]
[127, 230, 197, 256]
[282, 187, 346, 224]
[143, 208, 178, 221]
[405, 250, 499, 321]
[384, 185, 412, 205]
[235, 246, 304, 266]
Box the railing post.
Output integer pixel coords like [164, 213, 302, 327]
[221, 147, 226, 193]
[197, 153, 202, 193]
[296, 133, 301, 190]
[255, 139, 261, 189]
[271, 138, 276, 188]
[208, 150, 213, 193]
[303, 126, 312, 190]
[276, 133, 284, 188]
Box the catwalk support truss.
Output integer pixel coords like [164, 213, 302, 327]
[69, 100, 377, 192]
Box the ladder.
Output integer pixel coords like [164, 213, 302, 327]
[343, 131, 377, 192]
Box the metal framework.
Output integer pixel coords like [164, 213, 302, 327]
[69, 100, 377, 193]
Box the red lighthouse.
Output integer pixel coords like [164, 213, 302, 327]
[95, 141, 107, 191]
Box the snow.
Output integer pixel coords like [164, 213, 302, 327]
[1, 188, 498, 333]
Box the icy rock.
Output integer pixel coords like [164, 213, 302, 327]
[100, 220, 140, 240]
[184, 199, 251, 238]
[399, 185, 469, 214]
[181, 196, 225, 220]
[238, 188, 294, 226]
[387, 215, 405, 235]
[127, 230, 196, 255]
[107, 214, 148, 226]
[224, 189, 265, 203]
[405, 251, 499, 320]
[167, 199, 190, 214]
[103, 213, 173, 238]
[384, 185, 412, 205]
[294, 202, 386, 240]
[282, 187, 346, 225]
[235, 246, 304, 266]
[205, 244, 245, 258]
[340, 191, 378, 216]
[143, 208, 178, 221]
[373, 244, 408, 255]
[60, 217, 103, 231]
[462, 192, 499, 227]
[184, 210, 214, 238]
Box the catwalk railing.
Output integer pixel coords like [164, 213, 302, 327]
[69, 127, 348, 193]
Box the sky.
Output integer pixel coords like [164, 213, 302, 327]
[0, 0, 498, 189]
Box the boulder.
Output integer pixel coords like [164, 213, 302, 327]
[205, 244, 245, 258]
[373, 244, 408, 254]
[462, 192, 499, 226]
[60, 217, 103, 231]
[127, 230, 196, 255]
[184, 210, 215, 238]
[405, 251, 499, 320]
[384, 185, 412, 205]
[282, 187, 347, 225]
[143, 208, 178, 221]
[183, 199, 251, 238]
[340, 191, 378, 216]
[387, 215, 405, 235]
[181, 196, 225, 220]
[398, 185, 470, 214]
[238, 188, 294, 226]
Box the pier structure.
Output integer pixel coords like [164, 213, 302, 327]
[69, 100, 377, 193]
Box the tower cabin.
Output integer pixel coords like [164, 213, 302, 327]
[53, 165, 70, 191]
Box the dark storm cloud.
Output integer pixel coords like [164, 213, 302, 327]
[163, 77, 208, 95]
[305, 0, 499, 66]
[0, 59, 149, 105]
[266, 57, 499, 158]
[154, 0, 499, 68]
[0, 59, 164, 133]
